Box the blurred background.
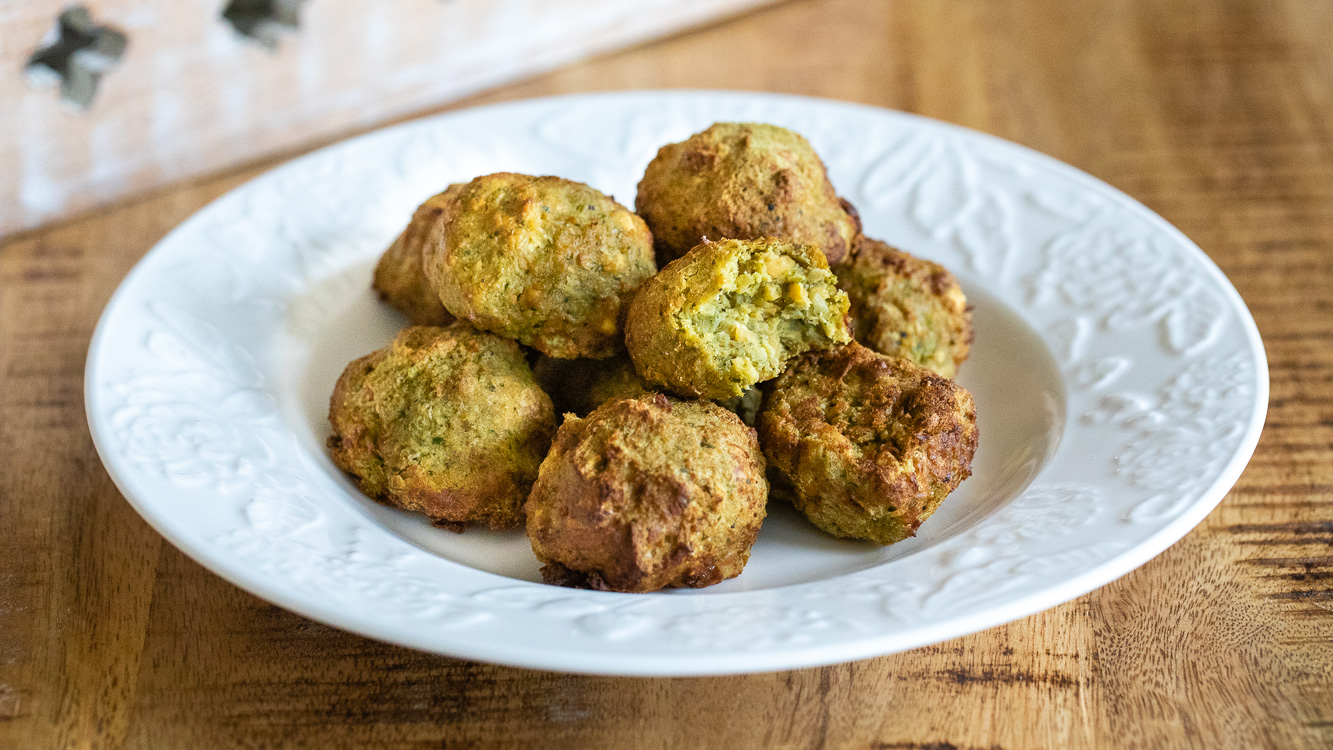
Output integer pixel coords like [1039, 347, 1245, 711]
[2, 0, 778, 237]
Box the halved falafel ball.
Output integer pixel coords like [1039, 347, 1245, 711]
[373, 185, 462, 326]
[327, 324, 556, 530]
[757, 342, 978, 545]
[838, 236, 973, 378]
[421, 173, 657, 359]
[526, 393, 768, 592]
[625, 238, 851, 401]
[532, 352, 649, 418]
[635, 122, 860, 266]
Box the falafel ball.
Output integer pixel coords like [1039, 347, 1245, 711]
[527, 393, 768, 592]
[533, 352, 649, 418]
[635, 122, 860, 266]
[757, 342, 978, 545]
[421, 173, 656, 359]
[625, 238, 851, 401]
[328, 324, 556, 530]
[838, 236, 973, 378]
[373, 185, 462, 326]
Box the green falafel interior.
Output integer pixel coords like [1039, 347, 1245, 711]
[686, 243, 849, 388]
[625, 236, 851, 400]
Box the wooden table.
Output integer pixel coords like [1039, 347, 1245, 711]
[3, 1, 1330, 747]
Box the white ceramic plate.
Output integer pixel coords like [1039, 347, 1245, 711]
[86, 91, 1267, 675]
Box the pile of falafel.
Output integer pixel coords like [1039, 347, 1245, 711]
[328, 122, 979, 593]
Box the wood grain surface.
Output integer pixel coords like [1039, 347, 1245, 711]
[2, 1, 1331, 747]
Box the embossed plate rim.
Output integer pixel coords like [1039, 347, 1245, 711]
[86, 90, 1268, 675]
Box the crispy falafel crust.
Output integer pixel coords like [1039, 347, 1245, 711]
[526, 393, 768, 592]
[421, 173, 656, 359]
[757, 343, 978, 545]
[635, 122, 859, 266]
[625, 237, 851, 401]
[327, 324, 556, 530]
[372, 186, 462, 326]
[838, 236, 973, 378]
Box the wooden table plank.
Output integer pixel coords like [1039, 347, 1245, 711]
[2, 1, 1331, 748]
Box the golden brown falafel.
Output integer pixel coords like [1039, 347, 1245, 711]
[421, 173, 656, 359]
[373, 186, 462, 326]
[757, 342, 978, 545]
[327, 324, 556, 530]
[625, 238, 851, 401]
[838, 236, 973, 378]
[526, 393, 768, 592]
[635, 122, 860, 266]
[532, 352, 649, 418]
